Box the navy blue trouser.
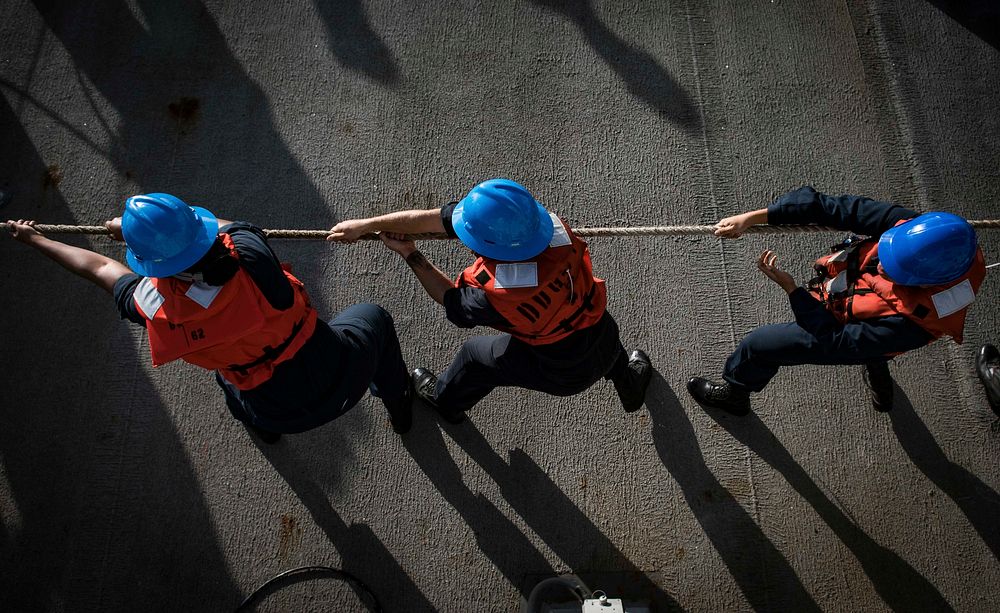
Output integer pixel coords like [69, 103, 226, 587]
[722, 293, 933, 393]
[218, 303, 408, 433]
[435, 312, 629, 413]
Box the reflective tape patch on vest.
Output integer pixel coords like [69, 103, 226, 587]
[931, 279, 975, 318]
[494, 263, 539, 289]
[135, 277, 165, 319]
[548, 213, 572, 248]
[825, 270, 849, 294]
[828, 249, 849, 263]
[184, 281, 224, 309]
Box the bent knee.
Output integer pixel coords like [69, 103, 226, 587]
[355, 302, 394, 324]
[739, 324, 819, 358]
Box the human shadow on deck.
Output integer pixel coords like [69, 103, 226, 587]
[313, 0, 400, 85]
[30, 0, 339, 255]
[926, 0, 1000, 50]
[528, 0, 700, 132]
[445, 422, 682, 610]
[646, 374, 821, 612]
[0, 95, 240, 609]
[891, 387, 1000, 561]
[261, 442, 434, 611]
[702, 399, 952, 611]
[402, 418, 557, 601]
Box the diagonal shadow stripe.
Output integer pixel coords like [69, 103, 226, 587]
[402, 415, 557, 603]
[260, 443, 435, 611]
[445, 421, 683, 610]
[527, 0, 700, 131]
[646, 374, 821, 612]
[0, 90, 241, 610]
[703, 399, 953, 611]
[891, 386, 1000, 562]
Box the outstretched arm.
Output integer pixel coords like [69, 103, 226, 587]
[327, 209, 446, 243]
[715, 208, 768, 238]
[715, 187, 920, 239]
[379, 233, 453, 305]
[765, 186, 917, 235]
[7, 220, 132, 294]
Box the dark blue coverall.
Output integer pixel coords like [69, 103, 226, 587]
[434, 204, 631, 413]
[723, 187, 934, 393]
[115, 222, 409, 433]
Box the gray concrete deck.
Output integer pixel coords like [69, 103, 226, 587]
[1, 0, 999, 611]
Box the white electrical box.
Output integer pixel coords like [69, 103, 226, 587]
[582, 597, 624, 613]
[545, 596, 650, 613]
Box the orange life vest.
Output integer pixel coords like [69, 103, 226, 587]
[458, 214, 607, 345]
[133, 233, 318, 389]
[808, 224, 985, 344]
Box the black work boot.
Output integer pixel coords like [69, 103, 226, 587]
[976, 344, 1000, 416]
[412, 368, 465, 424]
[244, 422, 281, 444]
[686, 377, 751, 416]
[863, 361, 894, 412]
[613, 350, 653, 413]
[382, 376, 413, 435]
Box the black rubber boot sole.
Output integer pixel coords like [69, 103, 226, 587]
[977, 344, 1000, 416]
[686, 376, 750, 416]
[412, 368, 466, 424]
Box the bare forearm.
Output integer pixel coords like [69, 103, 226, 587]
[744, 208, 769, 225]
[329, 208, 446, 243]
[362, 209, 445, 235]
[715, 208, 769, 238]
[29, 236, 131, 293]
[403, 249, 453, 305]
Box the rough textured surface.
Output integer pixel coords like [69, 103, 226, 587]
[1, 0, 999, 611]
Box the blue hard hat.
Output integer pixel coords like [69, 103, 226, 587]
[878, 212, 977, 286]
[122, 193, 219, 277]
[452, 179, 554, 262]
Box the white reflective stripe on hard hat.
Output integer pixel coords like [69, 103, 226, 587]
[135, 277, 165, 319]
[494, 262, 539, 289]
[826, 270, 848, 294]
[548, 213, 571, 248]
[931, 279, 975, 318]
[185, 280, 224, 309]
[828, 249, 848, 263]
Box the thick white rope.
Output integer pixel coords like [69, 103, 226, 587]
[8, 220, 1000, 240]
